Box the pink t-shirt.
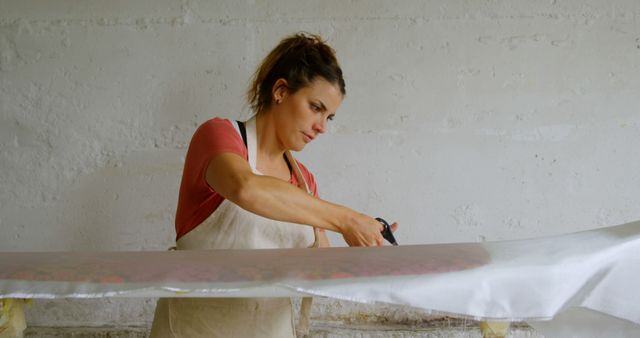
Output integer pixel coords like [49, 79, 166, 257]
[175, 118, 319, 240]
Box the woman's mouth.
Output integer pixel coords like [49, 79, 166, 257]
[302, 132, 314, 143]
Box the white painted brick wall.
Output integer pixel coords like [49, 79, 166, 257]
[1, 0, 639, 332]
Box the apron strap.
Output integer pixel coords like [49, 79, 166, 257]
[239, 118, 321, 246]
[284, 152, 319, 337]
[244, 117, 259, 171]
[241, 118, 319, 337]
[284, 152, 311, 199]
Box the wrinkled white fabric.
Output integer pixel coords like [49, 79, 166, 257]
[1, 220, 639, 328]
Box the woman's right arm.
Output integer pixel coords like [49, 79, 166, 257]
[205, 152, 390, 247]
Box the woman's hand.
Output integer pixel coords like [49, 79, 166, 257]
[340, 212, 399, 247]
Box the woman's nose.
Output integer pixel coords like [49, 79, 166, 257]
[313, 119, 326, 134]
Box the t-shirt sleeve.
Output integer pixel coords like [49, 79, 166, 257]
[190, 118, 246, 165]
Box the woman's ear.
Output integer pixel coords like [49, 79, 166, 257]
[272, 78, 288, 104]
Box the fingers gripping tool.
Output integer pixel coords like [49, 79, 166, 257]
[375, 217, 398, 246]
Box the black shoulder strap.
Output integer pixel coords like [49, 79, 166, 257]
[236, 120, 247, 147]
[238, 119, 292, 173]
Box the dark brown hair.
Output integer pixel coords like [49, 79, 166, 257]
[247, 32, 346, 114]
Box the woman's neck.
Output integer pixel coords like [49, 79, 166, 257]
[255, 111, 286, 164]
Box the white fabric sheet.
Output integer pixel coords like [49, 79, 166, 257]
[1, 221, 639, 325]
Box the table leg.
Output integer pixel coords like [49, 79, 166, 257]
[0, 299, 27, 338]
[479, 321, 510, 338]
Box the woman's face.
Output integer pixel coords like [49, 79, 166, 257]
[273, 77, 343, 151]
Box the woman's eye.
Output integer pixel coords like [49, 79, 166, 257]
[327, 115, 334, 121]
[311, 104, 320, 112]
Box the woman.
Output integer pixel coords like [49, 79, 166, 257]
[150, 32, 398, 337]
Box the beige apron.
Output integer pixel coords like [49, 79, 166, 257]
[150, 117, 319, 338]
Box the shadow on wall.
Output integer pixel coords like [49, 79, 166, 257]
[58, 71, 226, 252]
[61, 149, 183, 251]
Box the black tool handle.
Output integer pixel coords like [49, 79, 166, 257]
[375, 217, 398, 246]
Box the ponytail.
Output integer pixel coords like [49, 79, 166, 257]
[247, 32, 346, 114]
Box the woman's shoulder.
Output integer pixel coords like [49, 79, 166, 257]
[193, 117, 241, 140]
[198, 117, 235, 131]
[188, 116, 246, 157]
